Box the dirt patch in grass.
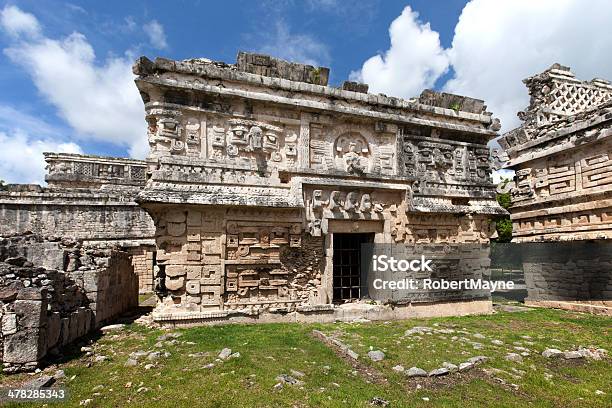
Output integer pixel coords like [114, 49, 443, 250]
[546, 358, 590, 383]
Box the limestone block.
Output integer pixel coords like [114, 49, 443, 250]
[186, 280, 201, 295]
[77, 308, 88, 338]
[82, 271, 100, 292]
[166, 276, 185, 291]
[60, 317, 70, 346]
[3, 329, 45, 364]
[17, 287, 45, 300]
[68, 312, 79, 343]
[186, 265, 203, 280]
[165, 265, 188, 277]
[15, 299, 45, 328]
[2, 313, 17, 335]
[0, 281, 23, 302]
[47, 312, 61, 349]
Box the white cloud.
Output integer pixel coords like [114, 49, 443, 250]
[445, 0, 612, 132]
[0, 5, 41, 38]
[258, 20, 330, 66]
[492, 169, 515, 185]
[349, 6, 449, 98]
[0, 105, 82, 184]
[353, 1, 612, 133]
[143, 19, 168, 50]
[0, 130, 82, 184]
[0, 5, 147, 159]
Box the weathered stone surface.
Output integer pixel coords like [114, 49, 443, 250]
[15, 299, 46, 328]
[0, 153, 156, 294]
[406, 367, 428, 377]
[428, 367, 450, 377]
[442, 362, 458, 372]
[467, 355, 488, 365]
[3, 329, 44, 364]
[0, 234, 138, 372]
[498, 65, 612, 315]
[100, 324, 125, 333]
[23, 375, 54, 389]
[218, 348, 232, 360]
[505, 353, 523, 363]
[542, 348, 563, 358]
[563, 351, 583, 360]
[130, 53, 504, 323]
[368, 350, 385, 362]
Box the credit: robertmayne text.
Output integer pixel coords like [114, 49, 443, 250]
[371, 278, 515, 292]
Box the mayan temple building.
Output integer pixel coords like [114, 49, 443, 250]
[132, 52, 505, 325]
[498, 64, 612, 316]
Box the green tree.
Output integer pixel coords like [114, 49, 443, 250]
[494, 178, 513, 242]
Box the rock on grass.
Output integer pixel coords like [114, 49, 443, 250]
[406, 367, 427, 377]
[368, 350, 385, 362]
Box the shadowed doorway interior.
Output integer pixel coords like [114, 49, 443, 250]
[332, 233, 374, 302]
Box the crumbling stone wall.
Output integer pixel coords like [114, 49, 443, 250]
[127, 245, 156, 293]
[498, 64, 612, 315]
[0, 234, 138, 372]
[0, 153, 157, 293]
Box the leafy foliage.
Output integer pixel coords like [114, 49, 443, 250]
[494, 178, 513, 242]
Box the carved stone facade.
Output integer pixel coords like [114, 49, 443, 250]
[133, 52, 505, 324]
[498, 64, 612, 315]
[0, 153, 156, 293]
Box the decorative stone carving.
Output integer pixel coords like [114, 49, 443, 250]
[130, 52, 505, 321]
[185, 118, 200, 145]
[335, 133, 369, 174]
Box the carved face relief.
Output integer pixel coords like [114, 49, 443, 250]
[312, 190, 324, 210]
[344, 192, 359, 212]
[185, 118, 200, 145]
[328, 191, 341, 211]
[263, 132, 279, 151]
[230, 125, 249, 145]
[335, 132, 370, 174]
[212, 125, 226, 147]
[158, 118, 181, 139]
[360, 194, 372, 213]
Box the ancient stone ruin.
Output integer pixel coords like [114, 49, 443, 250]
[0, 234, 138, 372]
[132, 52, 505, 325]
[497, 63, 612, 315]
[0, 153, 156, 293]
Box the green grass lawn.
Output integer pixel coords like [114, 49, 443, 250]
[1, 307, 610, 407]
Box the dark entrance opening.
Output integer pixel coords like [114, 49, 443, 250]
[333, 233, 373, 302]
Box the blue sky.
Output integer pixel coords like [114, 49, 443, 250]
[1, 0, 611, 184]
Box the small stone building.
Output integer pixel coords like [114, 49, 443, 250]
[133, 52, 505, 325]
[498, 64, 612, 315]
[0, 153, 156, 293]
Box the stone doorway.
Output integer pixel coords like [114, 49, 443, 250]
[332, 233, 373, 302]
